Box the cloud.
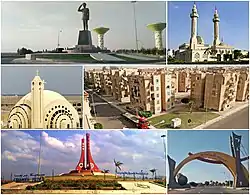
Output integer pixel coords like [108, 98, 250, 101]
[1, 130, 166, 179]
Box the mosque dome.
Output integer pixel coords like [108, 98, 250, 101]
[196, 36, 204, 44]
[8, 89, 80, 129]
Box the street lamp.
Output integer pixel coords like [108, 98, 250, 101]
[161, 135, 166, 160]
[37, 131, 42, 176]
[90, 92, 97, 120]
[57, 30, 62, 48]
[131, 1, 139, 53]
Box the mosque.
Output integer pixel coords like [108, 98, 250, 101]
[7, 72, 80, 129]
[174, 3, 234, 62]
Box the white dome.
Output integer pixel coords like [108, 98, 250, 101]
[8, 90, 80, 129]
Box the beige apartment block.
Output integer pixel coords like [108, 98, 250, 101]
[204, 72, 239, 111]
[161, 73, 175, 111]
[128, 73, 162, 114]
[171, 71, 178, 93]
[178, 71, 190, 92]
[236, 72, 249, 101]
[111, 69, 134, 103]
[99, 71, 113, 95]
[89, 70, 102, 88]
[190, 72, 206, 108]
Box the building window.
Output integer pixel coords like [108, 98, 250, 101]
[156, 94, 159, 98]
[196, 77, 200, 80]
[167, 92, 171, 95]
[166, 85, 170, 89]
[77, 103, 81, 106]
[157, 100, 160, 104]
[156, 79, 159, 83]
[213, 84, 216, 88]
[167, 98, 170, 102]
[212, 91, 216, 96]
[192, 83, 196, 87]
[156, 87, 159, 91]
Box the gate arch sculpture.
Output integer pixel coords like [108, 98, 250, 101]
[168, 132, 249, 189]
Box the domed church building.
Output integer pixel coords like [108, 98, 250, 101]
[7, 73, 80, 129]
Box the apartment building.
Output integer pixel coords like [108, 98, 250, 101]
[190, 72, 206, 108]
[128, 72, 174, 114]
[111, 69, 135, 102]
[236, 71, 249, 101]
[87, 70, 102, 88]
[178, 71, 191, 92]
[204, 72, 239, 111]
[99, 70, 113, 95]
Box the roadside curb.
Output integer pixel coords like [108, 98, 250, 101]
[193, 103, 249, 129]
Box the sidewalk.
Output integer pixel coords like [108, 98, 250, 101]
[193, 102, 249, 129]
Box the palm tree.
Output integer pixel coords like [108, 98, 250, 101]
[149, 169, 157, 180]
[114, 159, 123, 178]
[101, 169, 109, 180]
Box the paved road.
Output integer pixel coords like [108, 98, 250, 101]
[89, 93, 136, 129]
[169, 187, 249, 194]
[204, 107, 249, 129]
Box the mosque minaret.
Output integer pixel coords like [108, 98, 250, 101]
[174, 3, 234, 62]
[190, 3, 199, 50]
[213, 7, 220, 46]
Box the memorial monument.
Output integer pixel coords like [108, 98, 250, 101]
[75, 2, 97, 53]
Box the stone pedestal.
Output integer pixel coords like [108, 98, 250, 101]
[78, 30, 92, 46]
[74, 30, 98, 53]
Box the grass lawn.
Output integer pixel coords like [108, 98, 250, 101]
[41, 54, 95, 61]
[149, 109, 220, 129]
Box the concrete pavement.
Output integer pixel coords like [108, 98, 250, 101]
[194, 103, 249, 129]
[204, 106, 249, 129]
[90, 53, 125, 62]
[168, 186, 249, 194]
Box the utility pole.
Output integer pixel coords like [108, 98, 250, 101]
[131, 1, 139, 53]
[37, 131, 42, 176]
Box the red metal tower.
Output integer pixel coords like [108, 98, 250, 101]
[75, 133, 101, 173]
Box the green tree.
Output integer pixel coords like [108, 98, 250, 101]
[188, 99, 194, 114]
[114, 159, 123, 178]
[94, 123, 103, 129]
[234, 50, 243, 59]
[101, 169, 109, 180]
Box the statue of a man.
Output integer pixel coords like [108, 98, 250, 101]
[78, 2, 89, 31]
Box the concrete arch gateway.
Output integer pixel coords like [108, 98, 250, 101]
[173, 151, 248, 188]
[168, 132, 249, 189]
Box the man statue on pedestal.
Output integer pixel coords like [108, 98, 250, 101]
[78, 2, 89, 31]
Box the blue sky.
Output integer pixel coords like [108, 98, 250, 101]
[1, 66, 82, 95]
[1, 130, 166, 179]
[2, 1, 166, 52]
[168, 1, 249, 50]
[167, 130, 249, 183]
